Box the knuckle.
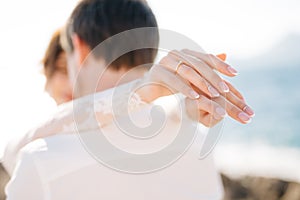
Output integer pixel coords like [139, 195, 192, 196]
[202, 118, 214, 127]
[237, 101, 247, 110]
[207, 101, 215, 113]
[211, 120, 220, 127]
[207, 53, 215, 60]
[180, 65, 193, 75]
[196, 78, 207, 88]
[159, 56, 169, 66]
[228, 92, 246, 109]
[203, 121, 210, 127]
[168, 50, 180, 57]
[180, 49, 187, 54]
[179, 84, 191, 95]
[229, 105, 237, 115]
[196, 95, 205, 106]
[198, 97, 213, 111]
[193, 58, 204, 67]
[210, 73, 222, 83]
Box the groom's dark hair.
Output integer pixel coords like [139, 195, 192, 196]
[62, 0, 159, 70]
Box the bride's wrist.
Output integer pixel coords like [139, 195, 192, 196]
[133, 73, 166, 103]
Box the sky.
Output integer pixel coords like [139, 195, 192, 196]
[149, 0, 300, 58]
[0, 0, 299, 71]
[0, 0, 299, 153]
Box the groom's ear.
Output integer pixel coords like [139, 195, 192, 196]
[72, 34, 91, 67]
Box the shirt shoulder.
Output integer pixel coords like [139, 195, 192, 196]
[21, 134, 97, 179]
[6, 134, 99, 200]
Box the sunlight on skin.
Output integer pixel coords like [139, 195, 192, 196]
[0, 0, 299, 155]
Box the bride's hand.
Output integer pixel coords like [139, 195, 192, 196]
[138, 49, 254, 126]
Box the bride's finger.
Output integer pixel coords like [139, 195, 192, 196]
[213, 94, 252, 124]
[185, 96, 226, 124]
[198, 111, 222, 127]
[197, 95, 227, 120]
[216, 54, 244, 100]
[193, 83, 254, 119]
[159, 56, 220, 97]
[181, 49, 238, 77]
[223, 79, 245, 101]
[150, 64, 200, 99]
[224, 91, 255, 117]
[175, 63, 220, 98]
[169, 50, 230, 94]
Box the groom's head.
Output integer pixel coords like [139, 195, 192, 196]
[61, 0, 159, 97]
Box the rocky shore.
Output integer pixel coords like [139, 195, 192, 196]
[221, 174, 300, 200]
[1, 163, 300, 200]
[0, 164, 9, 200]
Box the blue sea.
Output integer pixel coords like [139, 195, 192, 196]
[213, 59, 300, 181]
[219, 65, 300, 148]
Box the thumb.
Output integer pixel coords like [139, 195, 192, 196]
[216, 53, 226, 61]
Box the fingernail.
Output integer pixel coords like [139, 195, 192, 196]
[238, 112, 252, 123]
[227, 66, 238, 75]
[217, 53, 227, 61]
[243, 105, 255, 117]
[190, 90, 200, 99]
[216, 107, 227, 117]
[219, 82, 229, 93]
[208, 85, 220, 97]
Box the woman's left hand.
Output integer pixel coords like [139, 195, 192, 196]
[137, 49, 254, 126]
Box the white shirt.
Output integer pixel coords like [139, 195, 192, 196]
[4, 82, 224, 200]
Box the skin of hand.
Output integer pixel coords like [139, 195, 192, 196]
[30, 50, 253, 139]
[4, 50, 253, 170]
[137, 50, 255, 127]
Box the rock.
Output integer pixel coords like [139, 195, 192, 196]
[2, 166, 300, 200]
[221, 173, 300, 200]
[0, 163, 9, 200]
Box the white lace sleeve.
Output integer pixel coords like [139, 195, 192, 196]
[63, 79, 148, 133]
[2, 79, 147, 175]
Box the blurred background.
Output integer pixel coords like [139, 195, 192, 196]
[0, 0, 299, 199]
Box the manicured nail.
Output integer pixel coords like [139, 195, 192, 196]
[238, 112, 252, 123]
[208, 85, 220, 97]
[190, 90, 200, 99]
[243, 105, 255, 117]
[227, 66, 238, 75]
[216, 107, 227, 117]
[219, 82, 229, 93]
[217, 53, 227, 61]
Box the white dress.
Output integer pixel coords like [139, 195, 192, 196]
[4, 80, 224, 200]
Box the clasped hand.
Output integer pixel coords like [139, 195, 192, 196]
[137, 49, 255, 127]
